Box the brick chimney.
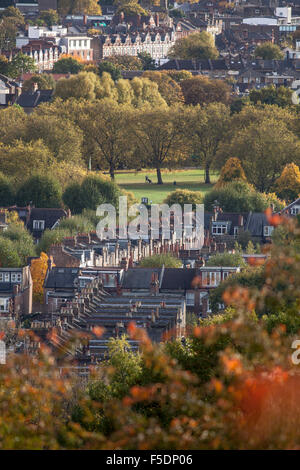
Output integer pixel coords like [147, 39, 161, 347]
[150, 272, 159, 295]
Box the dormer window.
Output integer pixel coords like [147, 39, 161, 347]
[291, 206, 300, 215]
[33, 220, 45, 230]
[212, 222, 229, 235]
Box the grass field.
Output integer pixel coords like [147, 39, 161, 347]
[115, 169, 218, 204]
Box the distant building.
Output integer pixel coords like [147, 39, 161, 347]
[0, 266, 33, 318]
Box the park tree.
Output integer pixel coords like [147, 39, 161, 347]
[0, 173, 15, 206]
[274, 163, 300, 203]
[115, 0, 148, 16]
[163, 189, 203, 209]
[0, 140, 54, 184]
[55, 71, 100, 100]
[130, 106, 190, 184]
[22, 73, 56, 92]
[30, 252, 52, 303]
[180, 75, 231, 106]
[79, 174, 120, 210]
[217, 118, 300, 192]
[62, 182, 85, 214]
[98, 61, 122, 81]
[24, 113, 83, 164]
[53, 56, 83, 74]
[142, 71, 184, 105]
[168, 31, 218, 60]
[79, 99, 132, 179]
[249, 85, 293, 107]
[0, 106, 25, 144]
[189, 103, 230, 184]
[16, 175, 62, 208]
[140, 253, 182, 268]
[254, 42, 283, 60]
[38, 9, 59, 27]
[216, 157, 247, 187]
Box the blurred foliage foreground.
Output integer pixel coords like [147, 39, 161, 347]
[2, 214, 300, 449]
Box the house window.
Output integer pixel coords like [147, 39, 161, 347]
[33, 220, 45, 230]
[233, 227, 239, 238]
[207, 272, 221, 286]
[11, 273, 21, 283]
[0, 273, 9, 282]
[186, 292, 195, 306]
[212, 223, 228, 235]
[0, 298, 9, 312]
[264, 226, 274, 237]
[291, 206, 300, 215]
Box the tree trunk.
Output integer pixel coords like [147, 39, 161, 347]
[157, 167, 163, 185]
[204, 163, 211, 184]
[110, 165, 115, 180]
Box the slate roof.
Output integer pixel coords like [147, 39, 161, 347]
[161, 268, 196, 290]
[245, 212, 269, 237]
[121, 268, 162, 289]
[27, 208, 68, 238]
[44, 267, 80, 290]
[16, 89, 54, 108]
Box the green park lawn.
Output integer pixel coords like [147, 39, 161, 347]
[115, 168, 218, 204]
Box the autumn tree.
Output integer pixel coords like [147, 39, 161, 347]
[274, 163, 300, 203]
[162, 69, 193, 82]
[216, 157, 247, 187]
[217, 118, 300, 192]
[55, 71, 100, 100]
[189, 103, 230, 184]
[168, 31, 218, 60]
[180, 75, 231, 106]
[57, 0, 101, 15]
[254, 42, 283, 60]
[30, 252, 53, 303]
[0, 140, 54, 184]
[1, 223, 36, 266]
[142, 70, 184, 105]
[130, 106, 190, 184]
[104, 55, 142, 70]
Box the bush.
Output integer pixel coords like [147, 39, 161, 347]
[53, 57, 83, 74]
[163, 189, 203, 209]
[139, 253, 182, 268]
[206, 252, 246, 267]
[204, 180, 283, 212]
[16, 175, 62, 208]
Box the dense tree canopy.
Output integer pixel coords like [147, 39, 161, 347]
[168, 31, 218, 60]
[254, 42, 283, 60]
[180, 76, 231, 106]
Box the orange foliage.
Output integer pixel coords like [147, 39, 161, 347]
[30, 252, 54, 303]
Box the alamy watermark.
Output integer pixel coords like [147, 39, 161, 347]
[96, 196, 204, 249]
